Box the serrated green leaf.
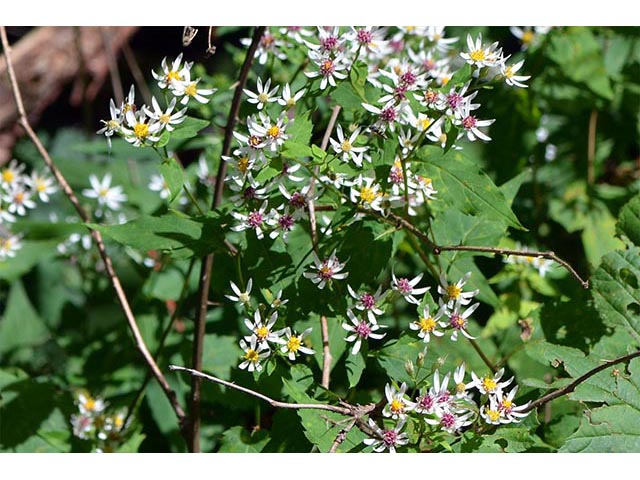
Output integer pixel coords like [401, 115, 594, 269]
[591, 247, 640, 345]
[169, 116, 210, 140]
[159, 157, 185, 203]
[89, 211, 227, 259]
[617, 193, 640, 246]
[331, 82, 365, 111]
[418, 148, 525, 230]
[375, 334, 427, 385]
[218, 426, 270, 453]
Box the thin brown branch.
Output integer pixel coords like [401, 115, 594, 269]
[329, 419, 356, 453]
[171, 365, 352, 415]
[0, 26, 187, 428]
[189, 26, 265, 453]
[320, 315, 332, 389]
[308, 106, 341, 391]
[523, 350, 640, 413]
[99, 27, 123, 106]
[587, 109, 598, 186]
[121, 41, 153, 107]
[434, 245, 589, 288]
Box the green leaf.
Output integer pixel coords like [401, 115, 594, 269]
[350, 60, 368, 97]
[201, 334, 242, 380]
[617, 193, 640, 246]
[89, 211, 227, 259]
[345, 349, 366, 389]
[159, 157, 185, 203]
[331, 81, 365, 111]
[0, 240, 61, 282]
[286, 112, 313, 146]
[0, 280, 50, 358]
[218, 426, 270, 453]
[499, 169, 531, 206]
[169, 116, 210, 140]
[561, 358, 640, 452]
[375, 334, 427, 385]
[418, 148, 525, 230]
[591, 247, 640, 345]
[581, 204, 625, 267]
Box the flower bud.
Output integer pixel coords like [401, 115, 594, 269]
[416, 352, 425, 368]
[405, 360, 415, 377]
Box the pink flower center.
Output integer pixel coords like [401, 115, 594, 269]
[355, 321, 372, 338]
[450, 313, 466, 330]
[361, 293, 376, 309]
[463, 115, 477, 130]
[447, 92, 464, 109]
[289, 192, 307, 209]
[320, 59, 336, 77]
[381, 106, 396, 123]
[243, 186, 256, 201]
[389, 167, 403, 184]
[319, 263, 334, 280]
[321, 36, 338, 51]
[418, 394, 434, 410]
[394, 85, 408, 100]
[248, 210, 263, 228]
[400, 71, 417, 85]
[356, 29, 373, 44]
[438, 391, 451, 404]
[382, 429, 398, 447]
[278, 214, 294, 231]
[396, 278, 412, 294]
[441, 413, 455, 429]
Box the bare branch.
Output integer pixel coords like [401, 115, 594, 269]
[523, 350, 640, 413]
[170, 365, 352, 415]
[320, 315, 332, 389]
[189, 26, 266, 453]
[0, 26, 186, 427]
[329, 419, 356, 453]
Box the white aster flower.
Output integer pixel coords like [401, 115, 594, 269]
[239, 336, 270, 372]
[383, 382, 416, 420]
[148, 174, 170, 200]
[347, 284, 385, 324]
[363, 418, 409, 453]
[425, 409, 475, 434]
[470, 368, 514, 396]
[143, 96, 188, 132]
[342, 309, 386, 355]
[174, 78, 216, 105]
[230, 200, 271, 239]
[225, 278, 253, 306]
[460, 33, 503, 68]
[5, 185, 36, 216]
[305, 50, 348, 90]
[96, 99, 123, 149]
[277, 83, 306, 109]
[438, 272, 479, 307]
[243, 310, 281, 348]
[152, 53, 193, 90]
[391, 271, 430, 305]
[77, 392, 107, 417]
[122, 109, 162, 147]
[441, 300, 479, 342]
[330, 125, 369, 167]
[275, 327, 315, 361]
[82, 173, 127, 211]
[0, 231, 22, 260]
[1, 159, 25, 189]
[350, 175, 384, 213]
[410, 305, 445, 343]
[496, 385, 531, 423]
[303, 249, 348, 290]
[453, 363, 474, 400]
[244, 77, 280, 110]
[26, 170, 57, 202]
[501, 59, 531, 88]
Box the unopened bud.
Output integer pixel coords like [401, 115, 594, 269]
[416, 352, 425, 368]
[405, 360, 415, 377]
[435, 356, 446, 369]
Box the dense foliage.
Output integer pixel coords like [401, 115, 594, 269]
[1, 26, 640, 453]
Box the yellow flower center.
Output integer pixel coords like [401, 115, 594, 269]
[287, 336, 301, 353]
[456, 382, 466, 394]
[405, 26, 415, 33]
[482, 377, 498, 392]
[244, 349, 259, 363]
[256, 326, 269, 340]
[3, 238, 12, 249]
[267, 126, 280, 138]
[85, 398, 96, 411]
[185, 82, 198, 97]
[447, 284, 461, 299]
[440, 76, 450, 86]
[167, 70, 182, 82]
[237, 157, 250, 173]
[133, 123, 149, 139]
[114, 416, 124, 429]
[390, 399, 404, 413]
[107, 119, 120, 130]
[341, 139, 352, 152]
[360, 186, 377, 204]
[521, 30, 535, 45]
[2, 170, 14, 183]
[14, 192, 24, 203]
[98, 188, 109, 198]
[470, 49, 486, 62]
[487, 409, 500, 422]
[159, 113, 171, 124]
[418, 117, 432, 131]
[418, 316, 436, 333]
[502, 399, 513, 410]
[420, 176, 432, 186]
[257, 92, 269, 104]
[36, 180, 46, 192]
[393, 64, 403, 76]
[286, 97, 296, 108]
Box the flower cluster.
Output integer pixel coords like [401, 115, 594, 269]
[69, 391, 129, 453]
[226, 279, 314, 373]
[97, 54, 215, 149]
[366, 364, 530, 452]
[0, 159, 57, 261]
